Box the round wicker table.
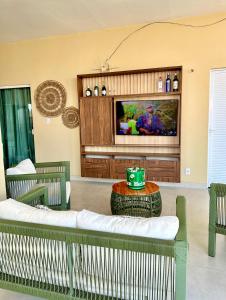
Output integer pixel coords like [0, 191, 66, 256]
[111, 181, 162, 218]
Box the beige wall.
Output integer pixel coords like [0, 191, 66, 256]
[0, 12, 226, 184]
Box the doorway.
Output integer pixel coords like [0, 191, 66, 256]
[208, 68, 226, 185]
[0, 86, 35, 169]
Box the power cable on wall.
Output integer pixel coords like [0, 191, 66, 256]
[101, 17, 226, 71]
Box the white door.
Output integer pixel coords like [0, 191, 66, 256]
[208, 68, 226, 185]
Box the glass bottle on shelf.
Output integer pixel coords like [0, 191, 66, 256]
[94, 84, 99, 96]
[165, 73, 171, 93]
[85, 87, 92, 97]
[173, 73, 179, 92]
[101, 84, 107, 96]
[157, 76, 163, 92]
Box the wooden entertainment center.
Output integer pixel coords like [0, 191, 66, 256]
[77, 66, 182, 182]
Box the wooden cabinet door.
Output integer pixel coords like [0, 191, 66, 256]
[81, 158, 110, 178]
[110, 159, 145, 179]
[144, 159, 180, 182]
[80, 97, 113, 145]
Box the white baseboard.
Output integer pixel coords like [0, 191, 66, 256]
[71, 176, 207, 189]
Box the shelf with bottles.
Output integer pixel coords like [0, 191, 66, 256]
[77, 66, 182, 182]
[85, 84, 107, 97]
[159, 72, 180, 93]
[83, 82, 182, 98]
[78, 66, 182, 98]
[80, 91, 180, 101]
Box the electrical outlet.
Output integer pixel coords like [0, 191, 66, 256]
[185, 168, 191, 176]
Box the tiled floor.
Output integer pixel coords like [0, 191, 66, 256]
[1, 180, 226, 299]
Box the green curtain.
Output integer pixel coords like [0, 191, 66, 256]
[0, 87, 35, 169]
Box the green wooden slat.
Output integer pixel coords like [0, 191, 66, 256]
[208, 183, 226, 257]
[175, 196, 188, 300]
[35, 161, 70, 181]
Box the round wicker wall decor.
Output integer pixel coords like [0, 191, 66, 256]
[62, 106, 80, 129]
[35, 80, 66, 117]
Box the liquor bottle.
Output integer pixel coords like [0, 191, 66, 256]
[85, 87, 92, 97]
[101, 85, 107, 96]
[94, 85, 99, 96]
[157, 76, 163, 92]
[165, 73, 171, 92]
[173, 73, 179, 92]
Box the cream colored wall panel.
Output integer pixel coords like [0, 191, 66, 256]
[0, 12, 225, 182]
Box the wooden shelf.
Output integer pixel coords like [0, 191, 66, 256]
[114, 144, 180, 148]
[82, 151, 180, 158]
[77, 66, 182, 79]
[80, 91, 181, 100]
[83, 144, 180, 147]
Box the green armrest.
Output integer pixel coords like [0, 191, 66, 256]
[175, 195, 188, 300]
[176, 195, 187, 242]
[6, 172, 67, 210]
[17, 186, 49, 206]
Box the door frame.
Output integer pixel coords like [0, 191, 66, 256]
[207, 68, 226, 186]
[0, 84, 30, 90]
[0, 84, 35, 169]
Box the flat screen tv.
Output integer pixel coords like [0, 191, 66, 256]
[116, 99, 178, 136]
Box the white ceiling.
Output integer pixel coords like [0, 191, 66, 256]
[0, 0, 226, 43]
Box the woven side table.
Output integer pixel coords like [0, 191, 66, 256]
[111, 181, 162, 218]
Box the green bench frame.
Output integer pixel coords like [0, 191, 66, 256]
[0, 189, 188, 300]
[208, 183, 226, 257]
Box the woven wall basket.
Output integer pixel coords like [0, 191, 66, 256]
[62, 106, 80, 129]
[35, 80, 66, 117]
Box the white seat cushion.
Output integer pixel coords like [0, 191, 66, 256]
[77, 209, 179, 240]
[66, 181, 71, 203]
[37, 181, 70, 205]
[0, 198, 78, 228]
[6, 158, 36, 175]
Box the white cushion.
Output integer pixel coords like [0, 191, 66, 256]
[37, 181, 70, 205]
[6, 159, 36, 175]
[0, 198, 78, 228]
[35, 204, 51, 210]
[66, 181, 71, 203]
[77, 210, 179, 240]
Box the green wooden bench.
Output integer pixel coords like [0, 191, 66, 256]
[0, 188, 188, 300]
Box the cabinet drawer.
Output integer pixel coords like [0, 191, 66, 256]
[81, 158, 110, 178]
[110, 159, 145, 179]
[144, 160, 180, 182]
[81, 157, 180, 182]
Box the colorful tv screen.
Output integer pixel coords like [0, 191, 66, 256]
[116, 99, 178, 136]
